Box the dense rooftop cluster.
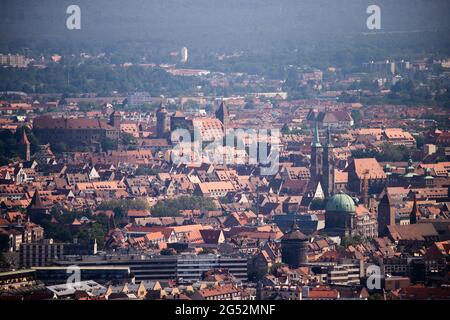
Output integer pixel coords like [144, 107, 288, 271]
[0, 55, 449, 301]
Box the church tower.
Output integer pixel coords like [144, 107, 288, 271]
[410, 193, 419, 224]
[310, 121, 322, 184]
[362, 170, 370, 208]
[377, 191, 396, 236]
[322, 127, 335, 197]
[156, 103, 171, 138]
[215, 101, 229, 133]
[20, 130, 31, 162]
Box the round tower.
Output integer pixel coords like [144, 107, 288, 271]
[281, 222, 309, 268]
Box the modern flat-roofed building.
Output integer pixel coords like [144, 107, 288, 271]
[54, 253, 249, 283]
[20, 239, 65, 268]
[19, 239, 97, 268]
[32, 266, 131, 285]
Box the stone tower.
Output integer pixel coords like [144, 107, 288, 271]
[281, 222, 309, 268]
[377, 191, 396, 236]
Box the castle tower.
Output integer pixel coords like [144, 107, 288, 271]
[322, 127, 334, 197]
[310, 121, 322, 183]
[20, 130, 31, 161]
[156, 103, 171, 138]
[110, 110, 121, 129]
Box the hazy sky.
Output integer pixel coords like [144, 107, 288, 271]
[0, 0, 449, 49]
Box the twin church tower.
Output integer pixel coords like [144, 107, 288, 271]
[310, 121, 335, 197]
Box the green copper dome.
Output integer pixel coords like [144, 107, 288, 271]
[325, 192, 356, 213]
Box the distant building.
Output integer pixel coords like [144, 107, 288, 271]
[301, 70, 323, 82]
[180, 47, 188, 64]
[54, 254, 248, 283]
[326, 262, 362, 286]
[33, 266, 131, 285]
[19, 238, 97, 268]
[307, 109, 354, 129]
[0, 269, 42, 294]
[127, 92, 154, 107]
[345, 158, 386, 194]
[192, 284, 250, 300]
[20, 239, 65, 268]
[33, 116, 120, 147]
[362, 60, 396, 75]
[0, 53, 29, 68]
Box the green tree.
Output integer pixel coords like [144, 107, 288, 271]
[98, 198, 149, 222]
[151, 196, 216, 217]
[341, 235, 364, 247]
[121, 132, 137, 149]
[101, 138, 118, 151]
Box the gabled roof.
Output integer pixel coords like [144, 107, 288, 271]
[281, 222, 308, 241]
[387, 223, 438, 241]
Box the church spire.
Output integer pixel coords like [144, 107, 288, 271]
[322, 126, 335, 197]
[310, 120, 322, 184]
[312, 120, 321, 147]
[30, 190, 44, 209]
[326, 126, 333, 147]
[410, 193, 419, 224]
[215, 101, 229, 132]
[20, 129, 31, 161]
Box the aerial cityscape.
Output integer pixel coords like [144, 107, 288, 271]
[0, 0, 449, 303]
